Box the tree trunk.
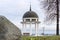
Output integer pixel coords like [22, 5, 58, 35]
[56, 0, 59, 35]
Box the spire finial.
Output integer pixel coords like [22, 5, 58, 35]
[30, 4, 31, 11]
[30, 1, 31, 11]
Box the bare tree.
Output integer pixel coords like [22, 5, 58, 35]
[40, 0, 60, 35]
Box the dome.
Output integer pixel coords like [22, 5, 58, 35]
[23, 5, 38, 18]
[23, 11, 38, 18]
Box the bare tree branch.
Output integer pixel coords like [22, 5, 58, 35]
[40, 0, 60, 22]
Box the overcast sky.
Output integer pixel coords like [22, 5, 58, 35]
[0, 0, 59, 34]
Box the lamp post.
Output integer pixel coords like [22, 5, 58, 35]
[42, 27, 45, 35]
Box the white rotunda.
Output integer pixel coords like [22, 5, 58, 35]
[21, 6, 40, 36]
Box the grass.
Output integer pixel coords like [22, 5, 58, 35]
[22, 36, 60, 40]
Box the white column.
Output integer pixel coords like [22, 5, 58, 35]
[24, 18, 26, 29]
[30, 18, 32, 36]
[22, 22, 24, 35]
[24, 19, 26, 33]
[23, 23, 24, 28]
[35, 23, 39, 36]
[22, 23, 23, 35]
[30, 23, 31, 35]
[35, 19, 37, 36]
[35, 23, 37, 36]
[25, 23, 26, 33]
[37, 23, 39, 36]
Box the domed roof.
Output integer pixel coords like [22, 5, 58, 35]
[23, 5, 38, 18]
[23, 11, 38, 18]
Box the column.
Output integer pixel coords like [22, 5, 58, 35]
[37, 23, 39, 36]
[35, 23, 37, 36]
[30, 18, 32, 36]
[30, 22, 31, 35]
[35, 23, 39, 36]
[22, 23, 24, 35]
[24, 18, 26, 33]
